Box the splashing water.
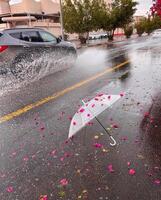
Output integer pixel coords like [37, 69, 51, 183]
[0, 51, 76, 96]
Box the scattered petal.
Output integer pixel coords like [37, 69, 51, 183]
[120, 136, 128, 141]
[93, 143, 103, 148]
[40, 127, 45, 131]
[154, 180, 161, 185]
[51, 150, 56, 156]
[147, 172, 152, 177]
[6, 186, 14, 193]
[129, 169, 136, 175]
[112, 124, 119, 129]
[39, 195, 48, 200]
[23, 157, 29, 162]
[144, 112, 150, 118]
[68, 116, 72, 121]
[60, 157, 64, 162]
[127, 162, 131, 167]
[107, 164, 115, 173]
[60, 179, 68, 186]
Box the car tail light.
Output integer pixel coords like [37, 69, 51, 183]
[0, 46, 8, 53]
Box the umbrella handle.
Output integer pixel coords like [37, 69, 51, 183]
[110, 136, 117, 146]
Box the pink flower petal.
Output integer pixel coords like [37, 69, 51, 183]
[91, 104, 95, 108]
[93, 143, 103, 148]
[108, 96, 111, 100]
[120, 136, 128, 141]
[64, 152, 70, 158]
[144, 112, 150, 118]
[154, 179, 160, 185]
[23, 157, 29, 162]
[40, 127, 45, 131]
[154, 166, 159, 170]
[129, 169, 136, 175]
[87, 114, 91, 117]
[112, 124, 119, 129]
[60, 157, 64, 162]
[6, 186, 14, 193]
[51, 150, 56, 156]
[147, 172, 152, 177]
[60, 178, 68, 186]
[107, 164, 115, 173]
[32, 155, 36, 159]
[39, 195, 48, 200]
[68, 116, 72, 121]
[127, 162, 131, 167]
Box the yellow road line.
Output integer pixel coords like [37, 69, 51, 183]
[0, 60, 130, 124]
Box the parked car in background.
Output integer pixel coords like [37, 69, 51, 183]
[89, 33, 108, 40]
[0, 28, 77, 77]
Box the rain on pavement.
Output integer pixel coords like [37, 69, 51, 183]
[1, 36, 161, 199]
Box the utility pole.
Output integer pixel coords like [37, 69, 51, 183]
[59, 0, 64, 40]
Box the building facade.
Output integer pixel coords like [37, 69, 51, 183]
[0, 0, 61, 36]
[0, 0, 139, 39]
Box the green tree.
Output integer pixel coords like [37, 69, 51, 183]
[135, 20, 145, 36]
[63, 0, 107, 44]
[102, 0, 137, 41]
[144, 16, 161, 35]
[124, 25, 133, 38]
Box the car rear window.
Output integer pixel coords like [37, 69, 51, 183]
[10, 32, 21, 39]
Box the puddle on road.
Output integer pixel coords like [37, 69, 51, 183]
[76, 48, 107, 68]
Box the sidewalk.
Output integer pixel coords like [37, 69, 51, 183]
[72, 34, 141, 49]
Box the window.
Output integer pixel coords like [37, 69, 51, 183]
[39, 31, 57, 43]
[21, 31, 43, 42]
[0, 33, 3, 37]
[10, 32, 21, 40]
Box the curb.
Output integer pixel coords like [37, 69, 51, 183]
[76, 35, 148, 49]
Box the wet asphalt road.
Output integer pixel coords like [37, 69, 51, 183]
[1, 36, 161, 200]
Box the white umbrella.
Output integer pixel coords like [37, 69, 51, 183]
[68, 94, 121, 146]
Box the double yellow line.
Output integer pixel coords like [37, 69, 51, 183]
[0, 60, 130, 124]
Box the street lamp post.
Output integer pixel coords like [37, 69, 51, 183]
[59, 0, 65, 40]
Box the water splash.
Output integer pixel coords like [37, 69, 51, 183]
[0, 51, 76, 96]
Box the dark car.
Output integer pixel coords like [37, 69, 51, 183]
[0, 28, 77, 77]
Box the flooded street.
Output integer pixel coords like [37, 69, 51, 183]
[1, 36, 161, 199]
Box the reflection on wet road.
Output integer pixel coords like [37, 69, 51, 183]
[1, 36, 161, 199]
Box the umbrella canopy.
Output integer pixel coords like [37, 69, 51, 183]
[68, 94, 121, 139]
